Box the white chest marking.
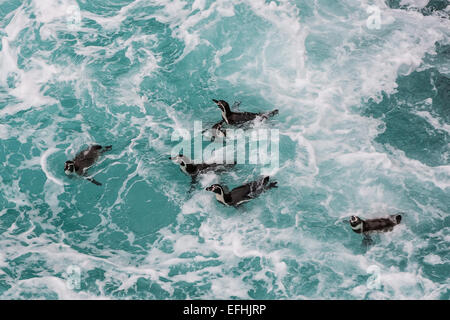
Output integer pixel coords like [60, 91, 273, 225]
[213, 128, 225, 138]
[180, 165, 189, 175]
[222, 110, 230, 124]
[215, 193, 230, 206]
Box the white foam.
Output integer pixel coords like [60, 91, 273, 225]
[0, 252, 6, 268]
[0, 40, 58, 116]
[0, 124, 9, 139]
[415, 110, 450, 134]
[8, 277, 106, 300]
[1, 0, 448, 300]
[424, 254, 444, 265]
[400, 0, 430, 8]
[40, 148, 66, 186]
[192, 0, 206, 11]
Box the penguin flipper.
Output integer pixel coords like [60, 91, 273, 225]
[102, 145, 112, 153]
[268, 181, 278, 189]
[230, 184, 252, 200]
[260, 109, 279, 119]
[86, 177, 102, 186]
[262, 176, 277, 188]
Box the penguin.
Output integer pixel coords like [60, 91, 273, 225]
[349, 214, 402, 235]
[205, 176, 277, 207]
[169, 154, 235, 180]
[64, 144, 112, 186]
[210, 121, 227, 141]
[212, 99, 279, 126]
[349, 214, 402, 246]
[202, 121, 227, 142]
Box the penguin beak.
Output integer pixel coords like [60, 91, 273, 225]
[206, 186, 213, 191]
[212, 99, 219, 104]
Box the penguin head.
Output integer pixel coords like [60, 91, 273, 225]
[206, 184, 224, 195]
[212, 99, 231, 114]
[64, 161, 75, 175]
[349, 215, 362, 227]
[211, 122, 227, 140]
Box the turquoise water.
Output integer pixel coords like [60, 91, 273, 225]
[0, 0, 449, 299]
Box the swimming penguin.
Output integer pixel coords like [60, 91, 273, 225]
[64, 144, 112, 186]
[206, 176, 277, 207]
[349, 214, 402, 235]
[212, 99, 279, 126]
[202, 121, 227, 142]
[170, 154, 235, 180]
[210, 121, 227, 141]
